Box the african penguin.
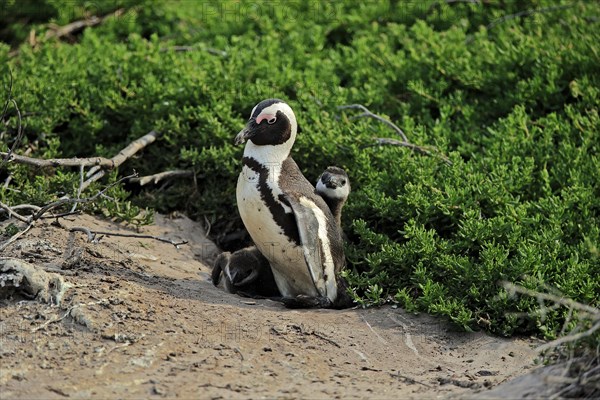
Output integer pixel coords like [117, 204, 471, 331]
[211, 247, 280, 298]
[235, 99, 352, 308]
[316, 166, 351, 230]
[213, 167, 351, 300]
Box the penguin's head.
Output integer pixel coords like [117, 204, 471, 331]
[224, 251, 261, 287]
[235, 99, 298, 148]
[316, 166, 350, 200]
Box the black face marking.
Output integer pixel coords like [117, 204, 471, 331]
[249, 110, 292, 146]
[320, 166, 349, 188]
[242, 156, 300, 245]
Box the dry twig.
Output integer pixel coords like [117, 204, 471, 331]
[485, 4, 574, 33]
[45, 8, 125, 40]
[0, 201, 29, 223]
[338, 104, 453, 166]
[1, 130, 158, 176]
[82, 130, 159, 191]
[70, 226, 188, 248]
[503, 282, 599, 316]
[0, 173, 137, 253]
[502, 281, 599, 358]
[1, 68, 24, 170]
[0, 152, 118, 168]
[128, 170, 194, 186]
[159, 45, 228, 57]
[466, 4, 575, 43]
[0, 224, 33, 252]
[30, 299, 108, 333]
[338, 104, 408, 141]
[32, 172, 138, 221]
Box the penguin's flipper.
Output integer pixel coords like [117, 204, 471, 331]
[280, 193, 327, 297]
[212, 252, 231, 286]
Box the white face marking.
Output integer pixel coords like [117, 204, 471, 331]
[298, 196, 337, 302]
[224, 262, 234, 282]
[316, 179, 350, 200]
[250, 104, 258, 120]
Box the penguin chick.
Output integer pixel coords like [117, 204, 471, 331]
[236, 99, 351, 309]
[316, 166, 350, 229]
[211, 247, 280, 298]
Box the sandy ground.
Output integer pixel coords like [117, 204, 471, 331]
[0, 214, 543, 399]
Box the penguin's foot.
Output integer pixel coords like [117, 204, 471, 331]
[282, 295, 333, 309]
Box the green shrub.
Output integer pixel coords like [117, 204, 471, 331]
[1, 0, 598, 337]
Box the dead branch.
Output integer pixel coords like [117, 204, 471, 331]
[502, 281, 599, 358]
[373, 137, 441, 159]
[339, 104, 453, 166]
[32, 172, 137, 220]
[466, 4, 575, 43]
[1, 68, 24, 170]
[42, 210, 82, 220]
[503, 282, 599, 316]
[0, 173, 137, 253]
[0, 223, 33, 252]
[485, 4, 574, 33]
[45, 8, 125, 40]
[159, 45, 228, 57]
[1, 131, 158, 175]
[128, 170, 194, 186]
[0, 201, 29, 223]
[0, 204, 41, 212]
[70, 226, 188, 248]
[0, 152, 118, 169]
[338, 104, 408, 141]
[82, 130, 159, 191]
[537, 321, 600, 353]
[30, 299, 108, 333]
[71, 164, 85, 213]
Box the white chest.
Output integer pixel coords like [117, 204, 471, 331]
[236, 166, 317, 297]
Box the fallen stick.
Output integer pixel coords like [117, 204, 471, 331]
[45, 8, 125, 40]
[338, 104, 453, 166]
[82, 130, 159, 191]
[70, 226, 188, 248]
[30, 299, 107, 333]
[338, 104, 408, 142]
[0, 130, 158, 174]
[0, 201, 29, 223]
[0, 224, 33, 252]
[0, 152, 117, 169]
[0, 173, 137, 253]
[1, 68, 24, 170]
[128, 170, 194, 186]
[32, 172, 137, 220]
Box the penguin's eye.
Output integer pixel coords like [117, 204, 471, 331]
[267, 116, 277, 125]
[341, 179, 347, 185]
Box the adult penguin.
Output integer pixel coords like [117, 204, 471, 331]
[235, 99, 351, 308]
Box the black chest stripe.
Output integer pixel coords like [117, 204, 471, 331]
[242, 157, 300, 245]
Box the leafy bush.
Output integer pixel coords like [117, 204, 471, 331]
[1, 0, 598, 337]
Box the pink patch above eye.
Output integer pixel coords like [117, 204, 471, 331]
[256, 113, 275, 124]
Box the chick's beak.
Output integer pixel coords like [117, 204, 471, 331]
[321, 173, 342, 189]
[234, 121, 257, 145]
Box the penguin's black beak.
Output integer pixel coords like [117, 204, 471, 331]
[321, 173, 346, 189]
[234, 120, 258, 145]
